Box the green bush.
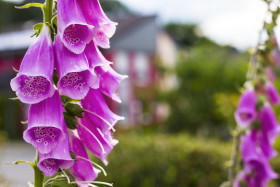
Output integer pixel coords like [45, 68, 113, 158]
[95, 132, 232, 187]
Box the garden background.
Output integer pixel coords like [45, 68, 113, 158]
[0, 0, 280, 186]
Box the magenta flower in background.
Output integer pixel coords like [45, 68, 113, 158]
[259, 105, 280, 143]
[84, 41, 112, 69]
[79, 0, 117, 48]
[234, 89, 257, 127]
[57, 0, 95, 54]
[265, 82, 280, 105]
[55, 36, 99, 100]
[68, 130, 100, 186]
[264, 67, 276, 82]
[38, 131, 74, 177]
[81, 89, 124, 132]
[95, 65, 128, 103]
[23, 91, 67, 154]
[239, 134, 278, 187]
[78, 117, 118, 165]
[10, 25, 55, 104]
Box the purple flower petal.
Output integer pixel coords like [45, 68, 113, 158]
[79, 0, 117, 48]
[234, 89, 257, 127]
[81, 89, 124, 132]
[23, 91, 67, 154]
[240, 133, 278, 186]
[265, 82, 280, 105]
[68, 130, 100, 185]
[57, 0, 95, 54]
[55, 36, 99, 100]
[95, 65, 128, 103]
[10, 25, 55, 104]
[259, 105, 280, 143]
[77, 117, 118, 165]
[38, 129, 74, 177]
[84, 41, 112, 69]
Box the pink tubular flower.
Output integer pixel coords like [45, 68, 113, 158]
[55, 36, 99, 100]
[265, 82, 280, 105]
[57, 0, 95, 54]
[237, 134, 278, 187]
[79, 0, 117, 48]
[234, 89, 257, 127]
[10, 25, 55, 104]
[68, 130, 100, 186]
[38, 131, 74, 177]
[84, 41, 112, 69]
[78, 116, 118, 165]
[81, 89, 124, 132]
[95, 65, 128, 103]
[259, 105, 280, 143]
[23, 91, 67, 154]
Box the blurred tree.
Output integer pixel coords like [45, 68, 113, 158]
[165, 23, 203, 48]
[162, 41, 249, 136]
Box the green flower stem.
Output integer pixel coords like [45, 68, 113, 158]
[33, 151, 44, 187]
[43, 0, 54, 24]
[228, 128, 241, 186]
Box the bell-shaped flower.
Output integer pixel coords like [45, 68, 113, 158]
[68, 130, 100, 186]
[84, 41, 112, 69]
[265, 82, 280, 105]
[240, 134, 277, 186]
[38, 130, 74, 177]
[250, 129, 277, 159]
[234, 89, 257, 127]
[77, 117, 118, 165]
[57, 0, 95, 54]
[10, 25, 55, 104]
[79, 0, 117, 48]
[55, 36, 98, 100]
[95, 65, 128, 103]
[259, 105, 280, 143]
[23, 91, 67, 154]
[81, 89, 124, 132]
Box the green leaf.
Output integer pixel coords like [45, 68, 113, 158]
[15, 3, 44, 9]
[63, 112, 78, 130]
[64, 103, 84, 118]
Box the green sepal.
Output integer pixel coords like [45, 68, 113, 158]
[15, 3, 44, 9]
[31, 23, 44, 37]
[61, 95, 72, 104]
[52, 69, 59, 87]
[64, 103, 85, 118]
[70, 151, 77, 161]
[63, 112, 78, 130]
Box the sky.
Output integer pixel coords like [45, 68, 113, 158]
[118, 0, 269, 50]
[6, 0, 274, 50]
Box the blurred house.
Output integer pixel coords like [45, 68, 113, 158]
[0, 15, 177, 139]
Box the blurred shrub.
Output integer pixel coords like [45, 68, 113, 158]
[162, 41, 249, 135]
[95, 132, 232, 187]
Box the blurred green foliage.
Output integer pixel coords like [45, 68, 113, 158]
[94, 131, 280, 187]
[95, 131, 231, 187]
[161, 40, 249, 136]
